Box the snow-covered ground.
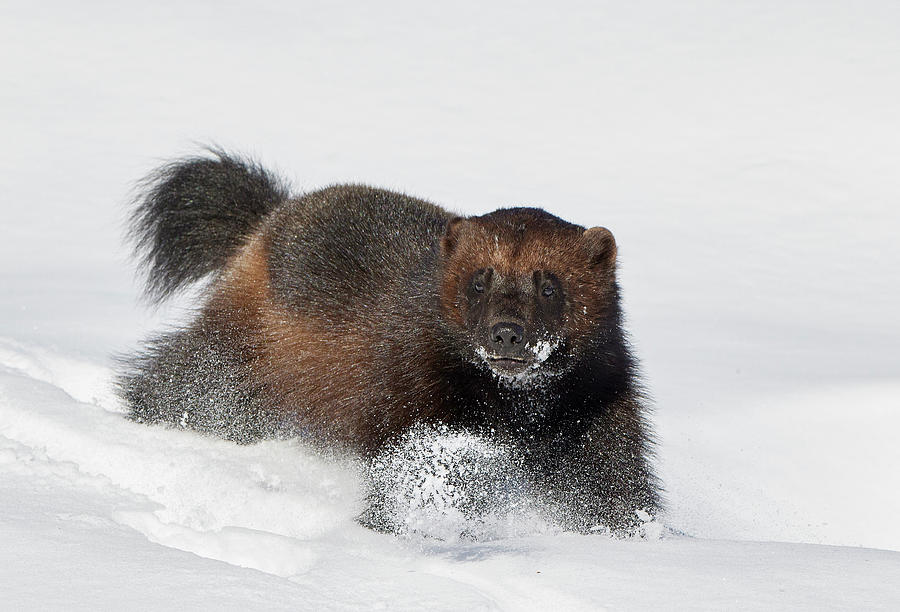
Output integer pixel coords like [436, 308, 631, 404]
[2, 1, 899, 609]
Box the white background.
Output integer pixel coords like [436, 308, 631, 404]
[1, 1, 898, 609]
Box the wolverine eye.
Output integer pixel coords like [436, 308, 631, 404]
[471, 268, 491, 294]
[541, 284, 555, 297]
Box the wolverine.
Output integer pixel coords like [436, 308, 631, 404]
[118, 149, 661, 533]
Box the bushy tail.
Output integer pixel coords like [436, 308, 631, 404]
[129, 149, 290, 302]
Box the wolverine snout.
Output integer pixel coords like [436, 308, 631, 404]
[489, 321, 527, 359]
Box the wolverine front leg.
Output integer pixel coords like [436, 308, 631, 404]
[533, 406, 660, 534]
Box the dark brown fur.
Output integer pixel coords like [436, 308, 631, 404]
[119, 152, 661, 533]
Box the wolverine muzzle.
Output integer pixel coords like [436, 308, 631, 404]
[490, 322, 526, 356]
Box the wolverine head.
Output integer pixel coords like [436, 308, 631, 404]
[439, 207, 619, 384]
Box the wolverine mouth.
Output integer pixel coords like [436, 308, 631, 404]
[475, 337, 563, 380]
[484, 354, 532, 374]
[486, 355, 526, 364]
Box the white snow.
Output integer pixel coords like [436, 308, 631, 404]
[365, 423, 556, 541]
[527, 339, 558, 365]
[2, 1, 900, 609]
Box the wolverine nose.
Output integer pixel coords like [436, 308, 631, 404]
[491, 322, 525, 348]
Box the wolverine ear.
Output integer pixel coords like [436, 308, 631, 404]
[582, 226, 617, 267]
[441, 217, 468, 256]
